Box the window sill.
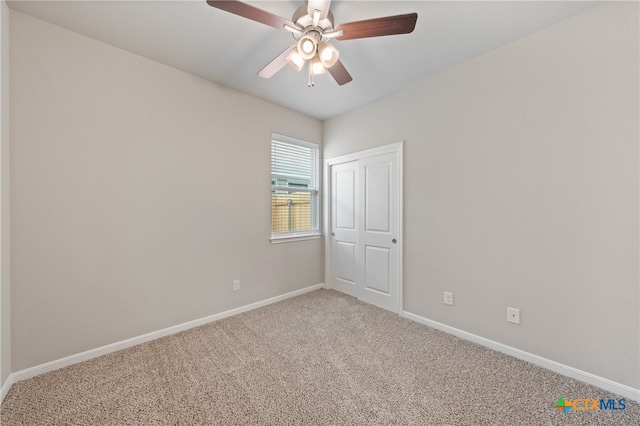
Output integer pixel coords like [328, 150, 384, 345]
[270, 233, 322, 244]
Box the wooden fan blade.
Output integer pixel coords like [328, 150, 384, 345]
[327, 60, 353, 86]
[257, 46, 296, 78]
[206, 0, 295, 30]
[307, 0, 331, 21]
[335, 13, 418, 41]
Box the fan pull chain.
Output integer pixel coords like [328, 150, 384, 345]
[308, 66, 315, 87]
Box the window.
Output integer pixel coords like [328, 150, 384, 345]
[271, 133, 320, 242]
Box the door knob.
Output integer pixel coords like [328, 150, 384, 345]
[392, 238, 397, 244]
[332, 232, 335, 237]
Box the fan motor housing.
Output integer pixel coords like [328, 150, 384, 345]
[291, 5, 335, 40]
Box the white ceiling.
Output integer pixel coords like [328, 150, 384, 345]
[8, 0, 603, 120]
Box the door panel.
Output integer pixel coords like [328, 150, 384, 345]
[336, 241, 356, 283]
[331, 161, 359, 298]
[365, 162, 391, 233]
[364, 245, 390, 294]
[359, 152, 399, 310]
[335, 168, 356, 230]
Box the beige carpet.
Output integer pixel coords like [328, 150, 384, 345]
[1, 289, 638, 425]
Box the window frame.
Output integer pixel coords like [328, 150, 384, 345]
[270, 133, 321, 244]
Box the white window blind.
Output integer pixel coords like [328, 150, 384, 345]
[271, 133, 319, 241]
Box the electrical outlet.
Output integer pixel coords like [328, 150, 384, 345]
[232, 279, 240, 292]
[507, 307, 520, 324]
[444, 291, 453, 306]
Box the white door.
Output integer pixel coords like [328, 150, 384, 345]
[328, 144, 402, 313]
[330, 160, 359, 298]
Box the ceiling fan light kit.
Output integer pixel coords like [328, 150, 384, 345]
[297, 33, 319, 60]
[309, 56, 326, 74]
[318, 42, 339, 68]
[206, 0, 418, 87]
[287, 49, 305, 72]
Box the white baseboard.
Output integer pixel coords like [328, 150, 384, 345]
[4, 285, 636, 405]
[402, 311, 640, 403]
[1, 283, 325, 402]
[1, 374, 16, 402]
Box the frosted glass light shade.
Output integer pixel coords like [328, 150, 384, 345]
[287, 49, 305, 71]
[318, 42, 339, 68]
[309, 56, 326, 75]
[297, 35, 317, 60]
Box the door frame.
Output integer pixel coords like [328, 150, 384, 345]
[324, 142, 404, 314]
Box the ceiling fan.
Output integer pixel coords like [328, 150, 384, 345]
[206, 0, 418, 87]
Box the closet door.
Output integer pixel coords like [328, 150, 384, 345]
[357, 152, 400, 311]
[328, 144, 402, 313]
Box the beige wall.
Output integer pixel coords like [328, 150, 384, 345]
[1, 0, 10, 388]
[325, 2, 639, 388]
[10, 11, 323, 371]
